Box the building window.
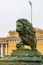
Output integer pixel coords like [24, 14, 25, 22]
[36, 37, 43, 41]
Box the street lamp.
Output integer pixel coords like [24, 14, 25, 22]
[29, 1, 32, 25]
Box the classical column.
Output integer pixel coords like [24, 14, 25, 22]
[5, 44, 7, 55]
[1, 44, 3, 57]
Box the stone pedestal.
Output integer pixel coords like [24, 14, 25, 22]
[11, 49, 42, 65]
[11, 49, 41, 56]
[1, 49, 42, 65]
[1, 54, 42, 65]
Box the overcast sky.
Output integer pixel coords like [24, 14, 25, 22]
[0, 0, 43, 37]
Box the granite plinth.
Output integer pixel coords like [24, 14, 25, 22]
[11, 49, 41, 56]
[1, 49, 42, 65]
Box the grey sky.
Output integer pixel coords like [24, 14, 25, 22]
[0, 0, 43, 37]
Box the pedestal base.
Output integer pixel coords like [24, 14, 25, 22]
[1, 49, 42, 65]
[11, 49, 41, 56]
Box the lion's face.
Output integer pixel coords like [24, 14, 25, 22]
[16, 21, 23, 32]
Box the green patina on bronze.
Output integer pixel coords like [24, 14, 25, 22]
[16, 18, 37, 50]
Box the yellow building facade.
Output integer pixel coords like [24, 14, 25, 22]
[0, 31, 21, 57]
[0, 28, 43, 57]
[35, 28, 43, 55]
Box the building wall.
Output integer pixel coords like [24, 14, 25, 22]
[37, 41, 43, 55]
[36, 31, 41, 37]
[9, 31, 19, 37]
[7, 29, 43, 55]
[35, 28, 43, 55]
[8, 41, 17, 55]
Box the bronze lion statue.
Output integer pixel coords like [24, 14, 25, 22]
[16, 19, 37, 50]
